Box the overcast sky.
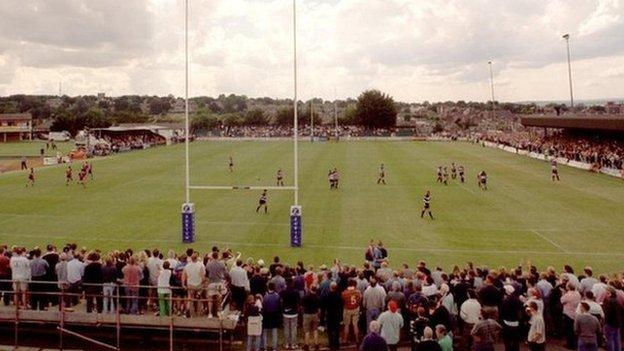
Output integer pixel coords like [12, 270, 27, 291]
[0, 0, 622, 102]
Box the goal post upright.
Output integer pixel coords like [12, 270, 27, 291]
[290, 0, 302, 247]
[292, 0, 299, 208]
[181, 0, 195, 243]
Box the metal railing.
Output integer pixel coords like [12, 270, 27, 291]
[0, 279, 236, 351]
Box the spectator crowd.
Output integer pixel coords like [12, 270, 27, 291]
[1, 241, 623, 351]
[482, 130, 624, 171]
[214, 125, 394, 139]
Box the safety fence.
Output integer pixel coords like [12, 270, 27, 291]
[0, 279, 238, 350]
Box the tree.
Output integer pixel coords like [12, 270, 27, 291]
[244, 108, 269, 125]
[148, 97, 171, 115]
[274, 106, 306, 126]
[191, 113, 220, 133]
[303, 104, 322, 126]
[338, 105, 357, 125]
[223, 113, 244, 126]
[354, 90, 397, 128]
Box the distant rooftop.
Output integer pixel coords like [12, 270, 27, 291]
[0, 113, 32, 121]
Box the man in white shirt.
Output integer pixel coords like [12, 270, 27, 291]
[182, 252, 205, 317]
[66, 254, 85, 306]
[527, 302, 546, 351]
[146, 250, 163, 308]
[229, 259, 249, 310]
[460, 289, 482, 351]
[10, 247, 30, 307]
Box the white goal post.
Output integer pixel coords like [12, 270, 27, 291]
[181, 0, 301, 244]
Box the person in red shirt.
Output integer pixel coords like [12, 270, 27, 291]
[342, 278, 363, 343]
[0, 247, 11, 306]
[65, 166, 73, 186]
[122, 256, 143, 314]
[26, 168, 35, 187]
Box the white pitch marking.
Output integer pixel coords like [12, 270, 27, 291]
[6, 233, 624, 257]
[189, 185, 297, 190]
[531, 229, 570, 253]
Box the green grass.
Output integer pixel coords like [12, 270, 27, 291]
[0, 140, 74, 157]
[1, 140, 623, 274]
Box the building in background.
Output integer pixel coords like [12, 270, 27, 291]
[0, 113, 32, 142]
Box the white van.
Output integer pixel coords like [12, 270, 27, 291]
[48, 131, 71, 142]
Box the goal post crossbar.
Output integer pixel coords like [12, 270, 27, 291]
[189, 185, 297, 191]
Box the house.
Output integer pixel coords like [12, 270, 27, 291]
[0, 113, 32, 142]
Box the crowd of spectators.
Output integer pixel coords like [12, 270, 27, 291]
[90, 133, 167, 156]
[1, 241, 623, 351]
[216, 125, 393, 139]
[481, 130, 624, 170]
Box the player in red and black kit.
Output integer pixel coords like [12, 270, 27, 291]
[65, 166, 73, 186]
[78, 169, 87, 188]
[228, 155, 234, 172]
[83, 161, 94, 180]
[26, 168, 35, 187]
[458, 165, 465, 183]
[451, 163, 457, 180]
[551, 160, 560, 181]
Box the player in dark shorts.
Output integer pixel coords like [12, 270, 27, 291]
[436, 166, 443, 183]
[442, 167, 449, 185]
[66, 166, 73, 186]
[256, 190, 268, 213]
[26, 168, 35, 187]
[458, 165, 465, 183]
[333, 168, 340, 189]
[20, 156, 28, 170]
[78, 170, 87, 188]
[276, 169, 284, 186]
[551, 160, 560, 181]
[421, 190, 433, 219]
[228, 156, 234, 172]
[477, 170, 488, 190]
[377, 163, 386, 184]
[451, 163, 457, 179]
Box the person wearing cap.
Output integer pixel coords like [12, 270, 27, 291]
[500, 284, 523, 351]
[360, 320, 388, 351]
[527, 301, 546, 351]
[378, 300, 404, 351]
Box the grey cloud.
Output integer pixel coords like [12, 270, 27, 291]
[0, 0, 154, 67]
